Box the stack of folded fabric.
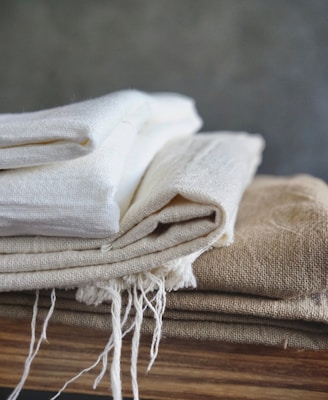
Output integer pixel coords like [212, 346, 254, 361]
[0, 90, 265, 400]
[1, 90, 327, 399]
[4, 175, 326, 354]
[161, 174, 328, 349]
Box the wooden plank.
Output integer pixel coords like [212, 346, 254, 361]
[1, 317, 328, 399]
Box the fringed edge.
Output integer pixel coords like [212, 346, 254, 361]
[73, 253, 198, 400]
[7, 289, 56, 400]
[8, 252, 199, 400]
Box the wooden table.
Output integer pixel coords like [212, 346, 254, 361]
[1, 317, 328, 399]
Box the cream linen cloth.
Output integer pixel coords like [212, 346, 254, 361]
[0, 133, 264, 296]
[0, 90, 201, 169]
[0, 91, 202, 237]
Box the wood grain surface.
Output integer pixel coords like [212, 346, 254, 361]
[1, 316, 328, 399]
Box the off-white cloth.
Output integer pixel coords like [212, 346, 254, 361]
[0, 133, 264, 295]
[0, 90, 201, 169]
[0, 92, 265, 400]
[0, 91, 202, 237]
[0, 130, 264, 400]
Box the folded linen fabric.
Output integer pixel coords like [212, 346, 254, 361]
[1, 289, 327, 350]
[0, 90, 201, 169]
[0, 133, 264, 295]
[2, 175, 325, 345]
[0, 131, 264, 400]
[1, 175, 326, 354]
[162, 174, 328, 350]
[193, 174, 328, 299]
[0, 91, 202, 237]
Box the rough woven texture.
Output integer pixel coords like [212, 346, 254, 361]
[0, 289, 327, 350]
[0, 133, 264, 293]
[0, 90, 201, 169]
[0, 90, 202, 238]
[194, 174, 328, 299]
[0, 128, 264, 400]
[0, 175, 327, 350]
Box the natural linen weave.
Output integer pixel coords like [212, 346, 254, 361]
[3, 175, 325, 350]
[0, 90, 202, 237]
[0, 90, 264, 400]
[1, 174, 327, 400]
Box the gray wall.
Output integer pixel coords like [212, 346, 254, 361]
[1, 0, 327, 180]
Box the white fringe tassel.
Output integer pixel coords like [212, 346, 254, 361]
[93, 288, 133, 389]
[109, 286, 123, 400]
[7, 289, 56, 400]
[73, 272, 170, 400]
[10, 254, 197, 400]
[131, 285, 144, 400]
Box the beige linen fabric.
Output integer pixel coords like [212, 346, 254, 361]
[194, 174, 328, 299]
[1, 288, 327, 350]
[2, 174, 326, 350]
[1, 173, 327, 400]
[0, 133, 264, 294]
[1, 289, 328, 327]
[156, 320, 328, 350]
[0, 174, 326, 351]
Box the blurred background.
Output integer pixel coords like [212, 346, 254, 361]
[0, 0, 327, 180]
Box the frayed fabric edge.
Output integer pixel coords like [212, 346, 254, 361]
[8, 253, 199, 400]
[7, 288, 56, 400]
[74, 254, 199, 400]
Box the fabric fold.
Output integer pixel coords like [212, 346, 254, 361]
[1, 288, 327, 350]
[0, 90, 202, 238]
[1, 174, 326, 351]
[2, 173, 327, 400]
[0, 90, 201, 169]
[0, 133, 264, 294]
[193, 174, 328, 299]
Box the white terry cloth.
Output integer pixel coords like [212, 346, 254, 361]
[0, 92, 202, 238]
[0, 133, 265, 293]
[0, 90, 201, 169]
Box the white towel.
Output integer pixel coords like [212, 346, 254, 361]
[0, 91, 202, 238]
